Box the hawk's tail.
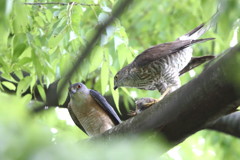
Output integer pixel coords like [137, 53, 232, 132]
[179, 55, 215, 76]
[192, 38, 215, 44]
[178, 10, 220, 40]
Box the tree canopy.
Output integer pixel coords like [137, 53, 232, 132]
[0, 0, 240, 159]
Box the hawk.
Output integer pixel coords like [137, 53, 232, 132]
[114, 24, 214, 106]
[127, 55, 215, 116]
[68, 83, 121, 136]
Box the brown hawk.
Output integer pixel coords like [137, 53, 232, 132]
[68, 83, 121, 136]
[114, 24, 214, 106]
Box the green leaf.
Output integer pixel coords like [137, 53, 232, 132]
[5, 0, 13, 16]
[35, 16, 45, 28]
[13, 43, 27, 59]
[71, 6, 83, 32]
[22, 94, 32, 105]
[18, 57, 32, 66]
[110, 77, 119, 112]
[78, 60, 90, 80]
[117, 44, 128, 68]
[89, 47, 104, 73]
[100, 34, 108, 46]
[37, 85, 46, 102]
[114, 35, 124, 50]
[126, 47, 135, 63]
[118, 26, 128, 45]
[57, 79, 69, 106]
[14, 70, 24, 80]
[101, 60, 109, 94]
[0, 73, 15, 82]
[45, 10, 53, 22]
[38, 12, 47, 23]
[51, 18, 67, 36]
[17, 76, 32, 96]
[1, 81, 16, 91]
[30, 75, 36, 93]
[85, 28, 95, 40]
[49, 33, 65, 49]
[12, 2, 29, 33]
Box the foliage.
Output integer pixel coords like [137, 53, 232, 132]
[0, 0, 240, 159]
[0, 92, 168, 160]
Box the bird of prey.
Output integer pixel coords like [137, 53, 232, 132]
[114, 23, 214, 105]
[68, 83, 121, 137]
[127, 55, 215, 116]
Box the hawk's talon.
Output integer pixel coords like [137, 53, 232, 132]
[140, 100, 158, 107]
[128, 110, 137, 116]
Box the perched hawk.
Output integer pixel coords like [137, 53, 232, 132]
[114, 24, 214, 101]
[68, 83, 121, 136]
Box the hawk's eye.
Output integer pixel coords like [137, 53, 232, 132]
[77, 84, 81, 89]
[114, 75, 118, 80]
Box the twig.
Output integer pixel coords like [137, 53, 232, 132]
[33, 0, 134, 112]
[23, 2, 99, 6]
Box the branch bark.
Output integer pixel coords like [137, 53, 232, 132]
[206, 111, 240, 138]
[91, 45, 240, 145]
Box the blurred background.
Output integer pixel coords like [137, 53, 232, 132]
[0, 0, 239, 159]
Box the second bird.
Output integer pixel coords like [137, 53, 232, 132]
[114, 23, 214, 99]
[68, 83, 121, 136]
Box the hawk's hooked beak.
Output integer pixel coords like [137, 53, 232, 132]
[114, 85, 118, 90]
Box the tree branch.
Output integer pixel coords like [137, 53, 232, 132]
[23, 2, 99, 6]
[206, 111, 240, 138]
[90, 45, 240, 145]
[1, 50, 240, 137]
[1, 45, 240, 138]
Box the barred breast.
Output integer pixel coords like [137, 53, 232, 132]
[131, 47, 192, 93]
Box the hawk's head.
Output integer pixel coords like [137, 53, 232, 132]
[114, 65, 136, 90]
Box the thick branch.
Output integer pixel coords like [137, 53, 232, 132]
[1, 57, 240, 137]
[206, 111, 240, 138]
[91, 45, 240, 144]
[1, 47, 240, 137]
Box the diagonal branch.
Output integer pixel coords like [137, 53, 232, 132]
[23, 2, 99, 6]
[91, 45, 240, 145]
[206, 111, 240, 138]
[1, 57, 240, 138]
[1, 45, 240, 140]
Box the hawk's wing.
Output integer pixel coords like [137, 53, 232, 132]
[90, 90, 122, 125]
[133, 38, 214, 67]
[67, 103, 87, 134]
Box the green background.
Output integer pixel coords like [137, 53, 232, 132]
[0, 0, 239, 159]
